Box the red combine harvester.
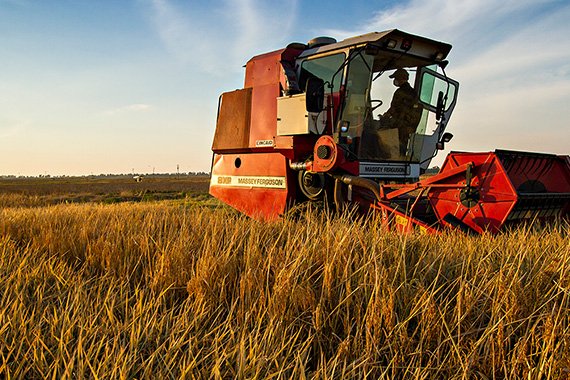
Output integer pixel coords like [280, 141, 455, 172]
[209, 30, 570, 234]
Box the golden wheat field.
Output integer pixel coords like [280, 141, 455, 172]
[0, 177, 569, 379]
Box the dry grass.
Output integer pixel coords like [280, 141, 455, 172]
[0, 196, 569, 379]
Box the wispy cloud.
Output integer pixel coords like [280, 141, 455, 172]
[145, 0, 298, 75]
[329, 0, 570, 158]
[104, 104, 152, 115]
[451, 7, 570, 90]
[329, 0, 560, 43]
[0, 118, 29, 139]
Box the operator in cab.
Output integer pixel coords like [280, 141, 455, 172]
[380, 68, 423, 156]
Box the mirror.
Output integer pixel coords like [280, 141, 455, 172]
[436, 91, 444, 121]
[305, 77, 325, 113]
[436, 132, 453, 150]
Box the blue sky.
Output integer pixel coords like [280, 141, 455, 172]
[1, 0, 569, 175]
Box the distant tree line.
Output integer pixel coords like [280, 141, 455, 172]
[0, 172, 211, 180]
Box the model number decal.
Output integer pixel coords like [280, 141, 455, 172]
[217, 176, 232, 184]
[211, 175, 286, 189]
[255, 140, 274, 147]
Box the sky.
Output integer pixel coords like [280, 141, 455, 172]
[1, 0, 569, 176]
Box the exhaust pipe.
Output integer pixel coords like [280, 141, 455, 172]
[289, 161, 312, 171]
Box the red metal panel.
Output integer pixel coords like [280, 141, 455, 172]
[212, 88, 252, 152]
[370, 202, 439, 234]
[244, 50, 283, 88]
[243, 50, 284, 149]
[500, 154, 570, 193]
[429, 152, 518, 233]
[209, 152, 294, 221]
[248, 83, 280, 148]
[274, 135, 318, 160]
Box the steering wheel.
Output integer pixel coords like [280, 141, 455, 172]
[370, 99, 383, 111]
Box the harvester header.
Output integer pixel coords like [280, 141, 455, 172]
[209, 29, 570, 234]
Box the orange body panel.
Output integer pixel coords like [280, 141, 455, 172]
[248, 84, 280, 148]
[209, 152, 295, 221]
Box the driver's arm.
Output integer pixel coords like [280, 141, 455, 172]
[383, 89, 405, 119]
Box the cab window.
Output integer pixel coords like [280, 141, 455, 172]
[299, 53, 345, 93]
[341, 52, 374, 156]
[359, 67, 425, 161]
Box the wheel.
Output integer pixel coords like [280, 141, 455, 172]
[298, 170, 329, 200]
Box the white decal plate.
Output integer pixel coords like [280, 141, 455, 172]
[255, 140, 274, 147]
[359, 162, 420, 178]
[210, 175, 287, 189]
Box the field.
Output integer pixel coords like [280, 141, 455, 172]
[0, 176, 211, 207]
[1, 176, 569, 379]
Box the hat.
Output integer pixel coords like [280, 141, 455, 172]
[389, 68, 409, 80]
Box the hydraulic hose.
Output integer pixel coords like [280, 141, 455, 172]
[330, 173, 382, 202]
[334, 177, 346, 214]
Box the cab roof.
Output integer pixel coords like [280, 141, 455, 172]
[298, 29, 452, 66]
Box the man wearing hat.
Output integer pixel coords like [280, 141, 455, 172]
[381, 68, 422, 156]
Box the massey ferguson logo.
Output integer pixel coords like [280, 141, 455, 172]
[211, 175, 286, 189]
[361, 164, 412, 176]
[363, 166, 406, 174]
[236, 177, 285, 187]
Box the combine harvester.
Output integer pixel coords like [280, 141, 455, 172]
[209, 30, 570, 234]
